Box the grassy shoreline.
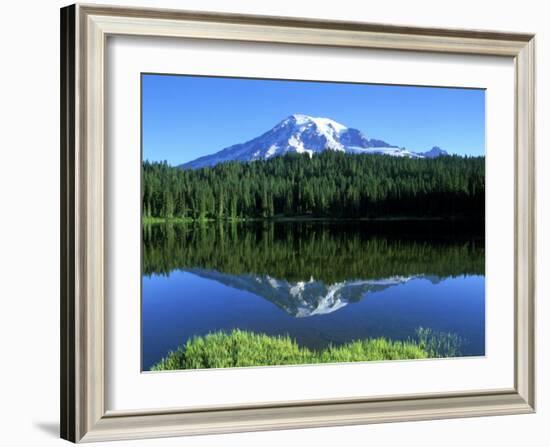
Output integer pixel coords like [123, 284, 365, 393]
[150, 330, 431, 371]
[143, 215, 483, 225]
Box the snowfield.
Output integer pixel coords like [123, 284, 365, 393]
[180, 114, 448, 169]
[187, 268, 419, 318]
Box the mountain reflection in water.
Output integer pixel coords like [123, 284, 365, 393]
[142, 220, 485, 370]
[186, 269, 440, 318]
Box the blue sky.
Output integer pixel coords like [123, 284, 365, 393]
[142, 74, 485, 165]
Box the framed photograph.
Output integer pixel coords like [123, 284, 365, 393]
[60, 3, 535, 443]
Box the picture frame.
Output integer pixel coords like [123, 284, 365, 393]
[60, 3, 535, 443]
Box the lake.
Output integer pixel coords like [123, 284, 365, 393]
[142, 220, 485, 370]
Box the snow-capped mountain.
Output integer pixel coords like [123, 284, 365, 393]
[186, 268, 429, 318]
[179, 114, 448, 169]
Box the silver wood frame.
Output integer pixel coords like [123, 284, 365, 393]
[60, 3, 536, 443]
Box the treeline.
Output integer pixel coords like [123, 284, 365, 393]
[142, 152, 485, 220]
[143, 221, 485, 282]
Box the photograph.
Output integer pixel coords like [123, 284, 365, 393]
[141, 74, 486, 371]
[54, 3, 538, 443]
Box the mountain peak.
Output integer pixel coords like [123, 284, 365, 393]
[284, 114, 348, 133]
[179, 115, 447, 169]
[421, 146, 449, 158]
[188, 268, 416, 318]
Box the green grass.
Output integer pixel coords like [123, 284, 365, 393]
[143, 216, 250, 225]
[415, 327, 463, 358]
[143, 215, 473, 225]
[143, 216, 198, 225]
[150, 330, 429, 371]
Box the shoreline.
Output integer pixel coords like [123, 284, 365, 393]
[143, 215, 484, 225]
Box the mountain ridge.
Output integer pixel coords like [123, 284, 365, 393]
[187, 268, 417, 317]
[179, 114, 449, 169]
[187, 268, 444, 318]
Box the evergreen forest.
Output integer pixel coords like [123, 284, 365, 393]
[142, 152, 485, 221]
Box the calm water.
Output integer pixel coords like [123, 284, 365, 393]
[142, 221, 485, 370]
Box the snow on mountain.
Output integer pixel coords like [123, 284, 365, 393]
[179, 114, 447, 169]
[187, 268, 416, 318]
